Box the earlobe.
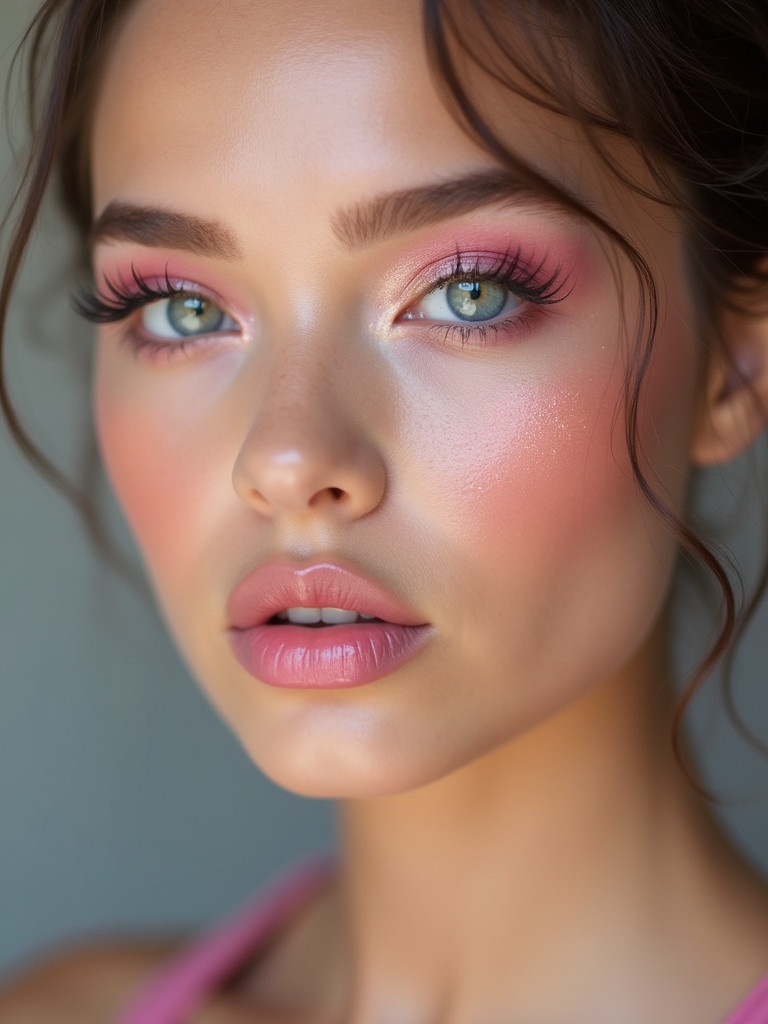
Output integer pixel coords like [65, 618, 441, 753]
[691, 306, 768, 467]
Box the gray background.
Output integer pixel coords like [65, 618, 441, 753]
[1, 0, 766, 980]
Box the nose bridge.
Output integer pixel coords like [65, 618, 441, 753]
[256, 343, 346, 464]
[232, 331, 386, 517]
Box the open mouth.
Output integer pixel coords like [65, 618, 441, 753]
[227, 561, 432, 686]
[269, 607, 384, 626]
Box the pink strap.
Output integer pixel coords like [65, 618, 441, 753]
[722, 974, 768, 1024]
[114, 858, 334, 1024]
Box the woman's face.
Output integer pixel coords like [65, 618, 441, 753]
[91, 0, 699, 796]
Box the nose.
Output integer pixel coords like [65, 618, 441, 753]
[232, 361, 387, 520]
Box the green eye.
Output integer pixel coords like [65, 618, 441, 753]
[445, 281, 508, 321]
[410, 278, 521, 325]
[167, 295, 225, 335]
[142, 293, 237, 339]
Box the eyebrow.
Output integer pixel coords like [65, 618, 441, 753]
[90, 169, 573, 259]
[331, 168, 572, 250]
[90, 203, 241, 260]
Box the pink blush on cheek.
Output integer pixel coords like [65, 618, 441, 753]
[93, 363, 224, 602]
[448, 296, 699, 569]
[96, 410, 189, 572]
[92, 313, 250, 568]
[423, 367, 679, 704]
[415, 352, 667, 614]
[439, 378, 621, 544]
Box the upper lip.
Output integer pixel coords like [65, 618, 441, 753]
[226, 560, 429, 629]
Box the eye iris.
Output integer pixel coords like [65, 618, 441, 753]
[445, 280, 507, 322]
[166, 295, 224, 336]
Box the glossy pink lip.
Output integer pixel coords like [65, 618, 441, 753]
[227, 561, 432, 689]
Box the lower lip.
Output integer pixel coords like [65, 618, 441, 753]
[228, 621, 433, 689]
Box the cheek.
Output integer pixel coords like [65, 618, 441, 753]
[400, 313, 698, 674]
[400, 343, 626, 551]
[96, 418, 177, 559]
[460, 385, 611, 545]
[92, 347, 232, 603]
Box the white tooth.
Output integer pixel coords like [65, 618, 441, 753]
[359, 613, 376, 620]
[321, 607, 359, 624]
[286, 607, 322, 624]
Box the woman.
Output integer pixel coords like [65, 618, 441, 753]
[1, 0, 768, 1020]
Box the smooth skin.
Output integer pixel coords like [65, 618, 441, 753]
[3, 0, 768, 1021]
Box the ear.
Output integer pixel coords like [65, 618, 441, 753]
[691, 296, 768, 467]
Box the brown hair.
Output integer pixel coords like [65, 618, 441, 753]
[2, 0, 768, 779]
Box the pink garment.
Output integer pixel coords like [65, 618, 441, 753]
[115, 858, 334, 1024]
[116, 859, 768, 1023]
[726, 975, 768, 1024]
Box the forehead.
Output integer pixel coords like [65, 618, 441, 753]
[90, 0, 663, 254]
[93, 0, 463, 200]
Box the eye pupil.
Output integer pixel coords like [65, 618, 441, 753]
[458, 282, 482, 301]
[167, 294, 225, 336]
[446, 280, 507, 322]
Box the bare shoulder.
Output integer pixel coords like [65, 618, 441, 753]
[0, 937, 180, 1024]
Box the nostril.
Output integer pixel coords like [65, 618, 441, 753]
[306, 485, 347, 509]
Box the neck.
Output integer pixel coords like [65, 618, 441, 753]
[322, 636, 768, 1024]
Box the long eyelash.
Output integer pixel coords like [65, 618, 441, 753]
[430, 246, 570, 307]
[72, 264, 182, 324]
[422, 247, 572, 347]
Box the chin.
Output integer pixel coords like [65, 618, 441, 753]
[229, 706, 523, 801]
[222, 714, 453, 799]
